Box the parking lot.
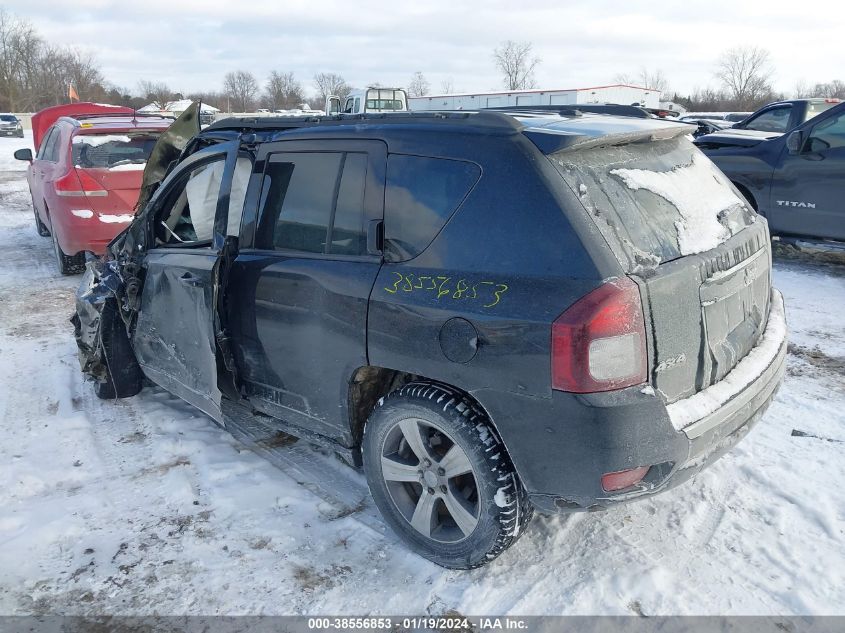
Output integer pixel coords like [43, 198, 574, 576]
[0, 132, 843, 615]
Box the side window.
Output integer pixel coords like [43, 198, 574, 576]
[155, 158, 225, 246]
[36, 128, 56, 160]
[256, 151, 368, 255]
[344, 99, 354, 114]
[331, 153, 367, 255]
[46, 130, 63, 162]
[39, 128, 62, 162]
[807, 111, 845, 152]
[354, 97, 361, 113]
[744, 107, 791, 133]
[384, 155, 481, 261]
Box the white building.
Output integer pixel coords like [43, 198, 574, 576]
[138, 99, 220, 117]
[408, 84, 660, 111]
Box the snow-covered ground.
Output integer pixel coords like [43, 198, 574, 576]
[0, 130, 33, 172]
[0, 132, 843, 616]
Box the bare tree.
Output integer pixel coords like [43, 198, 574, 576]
[313, 72, 351, 103]
[0, 9, 40, 111]
[187, 90, 226, 111]
[407, 71, 430, 97]
[440, 77, 455, 94]
[805, 80, 845, 99]
[715, 47, 774, 110]
[614, 68, 670, 98]
[265, 71, 304, 110]
[493, 40, 540, 90]
[138, 80, 173, 109]
[792, 79, 810, 99]
[223, 70, 259, 112]
[0, 11, 108, 111]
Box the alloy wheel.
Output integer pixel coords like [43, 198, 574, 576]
[380, 417, 480, 543]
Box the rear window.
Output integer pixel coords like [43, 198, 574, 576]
[551, 137, 755, 272]
[384, 155, 480, 261]
[804, 101, 838, 123]
[366, 99, 404, 110]
[71, 132, 161, 170]
[365, 89, 406, 111]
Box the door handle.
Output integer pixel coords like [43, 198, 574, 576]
[179, 272, 203, 287]
[367, 219, 383, 255]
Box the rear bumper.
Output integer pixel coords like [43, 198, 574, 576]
[477, 289, 787, 514]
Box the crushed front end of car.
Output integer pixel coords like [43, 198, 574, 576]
[70, 102, 203, 387]
[71, 258, 128, 381]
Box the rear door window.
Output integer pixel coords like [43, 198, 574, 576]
[36, 128, 56, 160]
[384, 155, 481, 261]
[331, 153, 367, 255]
[256, 151, 368, 255]
[39, 127, 61, 162]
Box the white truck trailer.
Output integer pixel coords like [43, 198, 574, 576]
[408, 84, 660, 111]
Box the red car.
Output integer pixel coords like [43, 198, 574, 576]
[14, 103, 173, 274]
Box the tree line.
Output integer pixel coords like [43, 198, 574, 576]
[0, 9, 354, 113]
[0, 9, 116, 111]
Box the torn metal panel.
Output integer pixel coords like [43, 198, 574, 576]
[70, 259, 127, 381]
[136, 101, 202, 214]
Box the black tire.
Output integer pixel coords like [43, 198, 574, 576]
[51, 224, 85, 275]
[363, 382, 533, 569]
[94, 300, 142, 400]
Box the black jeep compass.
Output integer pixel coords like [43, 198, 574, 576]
[73, 104, 787, 569]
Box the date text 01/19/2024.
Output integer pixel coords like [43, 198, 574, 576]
[307, 616, 529, 630]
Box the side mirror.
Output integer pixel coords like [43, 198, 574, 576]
[786, 130, 805, 154]
[13, 148, 33, 162]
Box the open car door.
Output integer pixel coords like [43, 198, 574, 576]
[130, 140, 247, 422]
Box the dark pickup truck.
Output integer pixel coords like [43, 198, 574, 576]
[693, 98, 840, 150]
[733, 98, 840, 134]
[695, 101, 845, 241]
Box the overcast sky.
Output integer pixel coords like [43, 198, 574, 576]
[5, 0, 844, 101]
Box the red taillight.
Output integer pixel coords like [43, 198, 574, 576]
[824, 98, 841, 103]
[551, 277, 647, 393]
[601, 466, 650, 492]
[55, 169, 107, 197]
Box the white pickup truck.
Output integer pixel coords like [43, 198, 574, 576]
[325, 87, 409, 115]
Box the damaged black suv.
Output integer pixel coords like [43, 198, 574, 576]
[74, 104, 787, 569]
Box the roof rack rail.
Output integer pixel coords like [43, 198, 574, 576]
[206, 109, 524, 133]
[482, 104, 652, 119]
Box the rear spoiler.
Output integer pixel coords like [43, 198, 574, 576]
[524, 121, 691, 154]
